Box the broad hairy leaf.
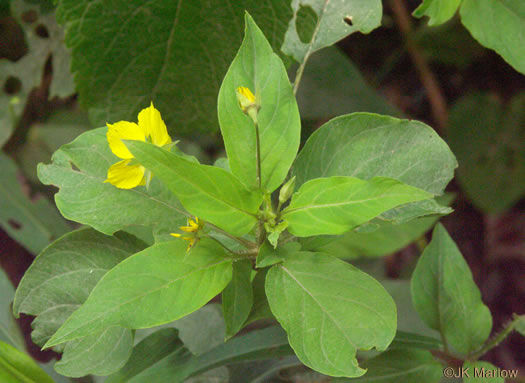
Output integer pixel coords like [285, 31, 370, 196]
[411, 224, 492, 355]
[282, 176, 432, 237]
[413, 0, 461, 26]
[460, 0, 525, 75]
[292, 113, 457, 222]
[126, 140, 262, 236]
[38, 128, 187, 236]
[282, 0, 382, 64]
[0, 341, 54, 383]
[55, 0, 292, 134]
[334, 349, 442, 383]
[448, 92, 525, 213]
[265, 252, 397, 377]
[108, 326, 292, 383]
[54, 327, 133, 377]
[222, 260, 253, 340]
[0, 152, 70, 255]
[45, 239, 233, 348]
[13, 228, 146, 376]
[218, 13, 300, 193]
[463, 361, 505, 383]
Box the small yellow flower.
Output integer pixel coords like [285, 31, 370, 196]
[170, 217, 203, 252]
[105, 102, 171, 189]
[236, 86, 259, 123]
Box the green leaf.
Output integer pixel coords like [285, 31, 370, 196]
[222, 260, 253, 340]
[126, 140, 262, 236]
[38, 128, 187, 236]
[265, 252, 397, 377]
[54, 327, 133, 377]
[55, 0, 292, 135]
[106, 328, 189, 383]
[333, 349, 442, 383]
[0, 269, 24, 350]
[463, 361, 505, 383]
[0, 152, 70, 255]
[516, 315, 525, 337]
[0, 341, 54, 383]
[282, 176, 433, 237]
[44, 238, 233, 348]
[0, 0, 74, 146]
[296, 47, 400, 120]
[389, 331, 442, 351]
[13, 228, 145, 376]
[282, 0, 382, 64]
[292, 113, 457, 222]
[228, 356, 301, 383]
[411, 224, 492, 355]
[448, 92, 525, 213]
[413, 0, 461, 26]
[218, 13, 300, 193]
[460, 0, 525, 75]
[244, 269, 274, 325]
[256, 242, 301, 268]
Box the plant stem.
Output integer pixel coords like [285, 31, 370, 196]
[389, 0, 448, 132]
[206, 235, 252, 257]
[468, 314, 522, 361]
[205, 221, 255, 249]
[293, 55, 309, 96]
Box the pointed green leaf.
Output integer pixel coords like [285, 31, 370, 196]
[222, 260, 253, 340]
[54, 327, 133, 377]
[292, 113, 457, 223]
[44, 239, 233, 348]
[463, 361, 505, 383]
[411, 224, 492, 355]
[126, 140, 262, 236]
[334, 349, 442, 383]
[460, 0, 525, 75]
[265, 252, 397, 377]
[282, 0, 382, 64]
[38, 128, 186, 236]
[282, 176, 433, 237]
[0, 153, 70, 255]
[0, 341, 54, 383]
[413, 0, 461, 26]
[218, 13, 300, 192]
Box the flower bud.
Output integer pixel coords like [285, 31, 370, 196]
[236, 86, 259, 123]
[279, 176, 296, 205]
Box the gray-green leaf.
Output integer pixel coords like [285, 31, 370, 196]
[265, 252, 397, 377]
[218, 13, 301, 193]
[282, 176, 432, 237]
[44, 239, 232, 348]
[126, 140, 262, 236]
[38, 128, 187, 236]
[411, 224, 492, 355]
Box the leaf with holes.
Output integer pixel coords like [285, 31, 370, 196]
[282, 0, 382, 65]
[448, 92, 525, 213]
[460, 0, 525, 75]
[411, 224, 492, 355]
[44, 238, 232, 348]
[218, 13, 300, 192]
[282, 176, 433, 237]
[413, 0, 461, 26]
[0, 0, 74, 146]
[126, 140, 262, 236]
[265, 252, 396, 377]
[55, 0, 292, 134]
[292, 113, 457, 223]
[38, 128, 187, 237]
[0, 152, 70, 255]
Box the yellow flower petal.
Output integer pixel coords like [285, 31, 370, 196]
[237, 87, 255, 103]
[180, 225, 195, 233]
[170, 233, 182, 238]
[105, 159, 146, 189]
[107, 121, 146, 159]
[138, 102, 171, 147]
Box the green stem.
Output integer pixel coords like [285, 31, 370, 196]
[205, 222, 255, 249]
[293, 55, 309, 96]
[468, 314, 522, 361]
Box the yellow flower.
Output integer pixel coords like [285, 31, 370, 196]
[170, 217, 203, 252]
[236, 86, 258, 123]
[105, 102, 171, 189]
